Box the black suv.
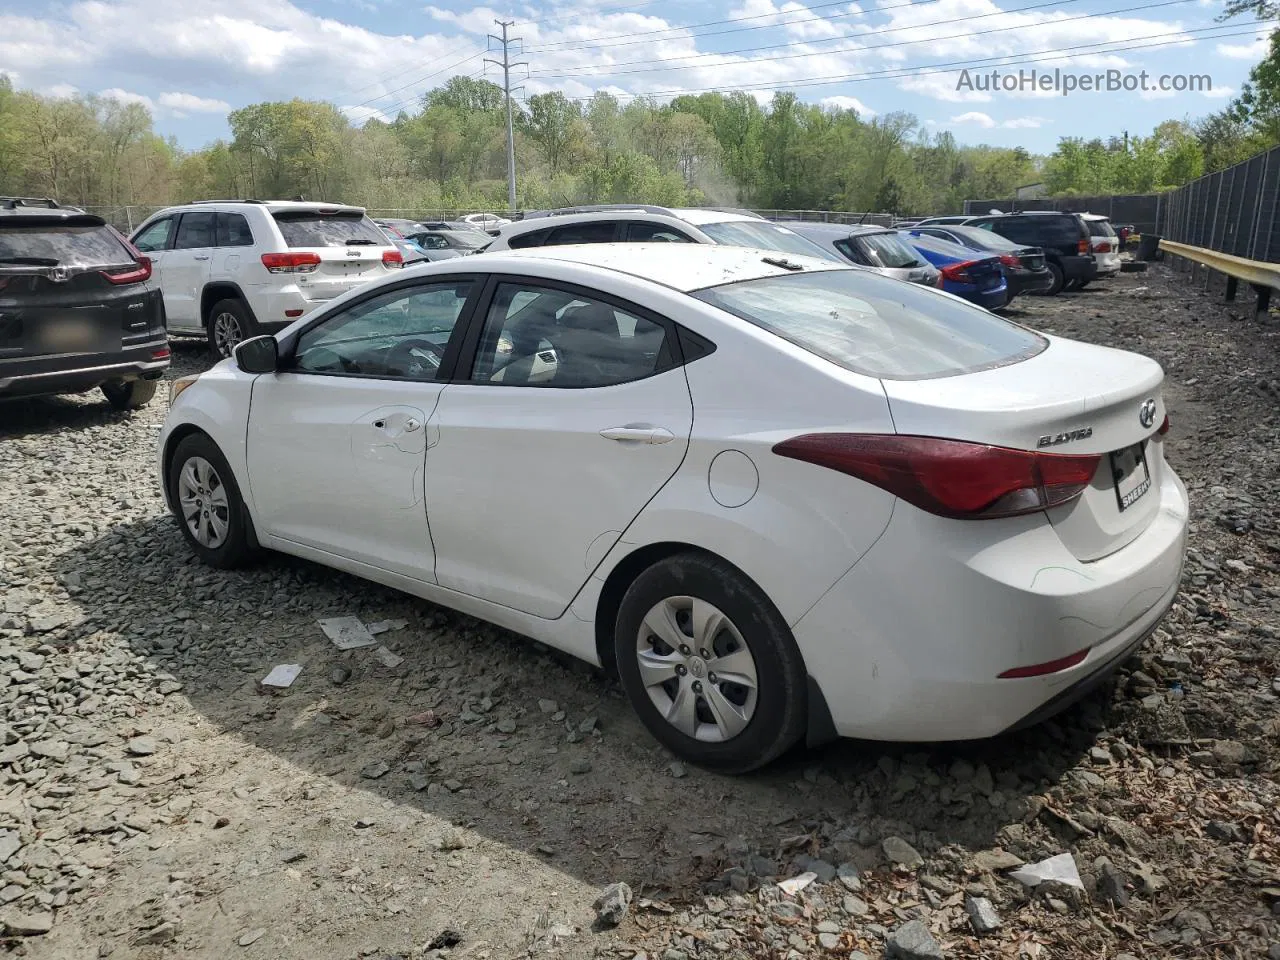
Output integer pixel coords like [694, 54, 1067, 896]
[961, 212, 1096, 295]
[0, 198, 167, 409]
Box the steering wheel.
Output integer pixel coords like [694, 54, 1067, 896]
[386, 338, 444, 378]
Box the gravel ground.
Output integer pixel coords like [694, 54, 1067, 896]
[0, 264, 1278, 960]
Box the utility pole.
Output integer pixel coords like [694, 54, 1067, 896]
[486, 20, 525, 214]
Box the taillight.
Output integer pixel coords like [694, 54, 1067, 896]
[772, 434, 1102, 520]
[102, 256, 152, 285]
[998, 254, 1020, 268]
[1156, 414, 1170, 438]
[261, 252, 321, 274]
[1096, 241, 1112, 253]
[1078, 237, 1089, 254]
[939, 260, 979, 284]
[383, 249, 403, 268]
[998, 648, 1089, 679]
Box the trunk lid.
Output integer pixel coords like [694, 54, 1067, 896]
[964, 257, 1004, 291]
[1016, 247, 1045, 271]
[270, 208, 399, 300]
[881, 335, 1167, 561]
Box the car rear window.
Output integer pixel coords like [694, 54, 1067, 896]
[698, 221, 842, 261]
[1086, 219, 1116, 237]
[0, 221, 130, 266]
[852, 232, 921, 269]
[692, 269, 1046, 380]
[272, 212, 389, 248]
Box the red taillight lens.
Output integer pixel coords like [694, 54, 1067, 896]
[998, 254, 1020, 268]
[1095, 241, 1112, 253]
[939, 260, 978, 284]
[101, 256, 152, 285]
[772, 434, 1101, 520]
[261, 252, 321, 274]
[997, 648, 1089, 679]
[151, 346, 171, 360]
[1156, 414, 1170, 438]
[382, 249, 403, 267]
[1078, 237, 1090, 254]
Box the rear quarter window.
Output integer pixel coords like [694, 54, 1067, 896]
[506, 229, 550, 249]
[692, 268, 1047, 380]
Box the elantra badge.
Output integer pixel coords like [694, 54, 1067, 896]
[1038, 427, 1093, 448]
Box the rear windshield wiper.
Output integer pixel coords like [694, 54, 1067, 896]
[342, 239, 377, 246]
[0, 257, 59, 266]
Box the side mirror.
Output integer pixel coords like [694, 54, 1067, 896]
[234, 335, 279, 374]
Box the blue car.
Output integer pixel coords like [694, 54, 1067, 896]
[900, 232, 1009, 310]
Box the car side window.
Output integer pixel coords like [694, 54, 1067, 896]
[132, 218, 173, 252]
[625, 222, 694, 243]
[469, 282, 672, 388]
[546, 222, 617, 245]
[174, 212, 215, 250]
[293, 281, 475, 381]
[419, 234, 449, 250]
[507, 229, 550, 249]
[216, 213, 254, 247]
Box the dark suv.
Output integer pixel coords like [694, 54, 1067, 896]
[961, 212, 1096, 295]
[0, 198, 167, 409]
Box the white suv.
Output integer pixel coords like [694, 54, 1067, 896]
[1081, 213, 1122, 279]
[130, 200, 403, 357]
[484, 206, 841, 261]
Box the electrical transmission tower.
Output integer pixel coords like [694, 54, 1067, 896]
[486, 20, 526, 214]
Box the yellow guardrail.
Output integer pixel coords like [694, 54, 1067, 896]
[1158, 238, 1279, 318]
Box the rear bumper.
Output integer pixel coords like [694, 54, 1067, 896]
[1059, 255, 1098, 281]
[1094, 254, 1122, 276]
[0, 343, 170, 398]
[793, 467, 1189, 742]
[1008, 270, 1055, 297]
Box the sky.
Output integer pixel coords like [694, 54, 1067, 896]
[0, 0, 1272, 153]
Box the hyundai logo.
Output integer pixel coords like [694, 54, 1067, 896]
[1138, 398, 1157, 429]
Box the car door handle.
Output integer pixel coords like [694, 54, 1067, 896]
[193, 255, 210, 261]
[599, 425, 674, 444]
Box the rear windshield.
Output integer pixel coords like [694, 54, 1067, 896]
[1086, 219, 1116, 237]
[446, 231, 490, 249]
[692, 269, 1047, 380]
[698, 221, 842, 262]
[946, 227, 1020, 252]
[0, 223, 130, 266]
[272, 212, 389, 248]
[853, 232, 922, 268]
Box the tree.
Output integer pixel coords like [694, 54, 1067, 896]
[523, 92, 585, 174]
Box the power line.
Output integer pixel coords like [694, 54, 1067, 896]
[546, 21, 1271, 101]
[344, 49, 489, 111]
[532, 0, 1198, 79]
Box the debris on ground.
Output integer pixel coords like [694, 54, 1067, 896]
[593, 882, 633, 928]
[318, 616, 378, 650]
[260, 663, 302, 689]
[1009, 853, 1084, 890]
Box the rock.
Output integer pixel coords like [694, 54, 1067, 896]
[965, 895, 1001, 933]
[538, 698, 559, 714]
[885, 920, 943, 960]
[16, 652, 45, 672]
[29, 739, 68, 761]
[0, 831, 21, 864]
[136, 921, 178, 945]
[238, 928, 266, 947]
[330, 666, 352, 685]
[1176, 909, 1213, 934]
[0, 909, 54, 936]
[427, 929, 463, 950]
[360, 760, 390, 779]
[843, 896, 869, 917]
[0, 742, 30, 765]
[1211, 740, 1250, 766]
[594, 881, 633, 928]
[971, 849, 1024, 873]
[818, 932, 840, 949]
[1206, 820, 1248, 843]
[794, 855, 836, 883]
[836, 862, 861, 892]
[126, 737, 157, 757]
[882, 837, 923, 870]
[1088, 746, 1111, 765]
[408, 774, 430, 792]
[570, 758, 592, 775]
[1096, 859, 1130, 907]
[668, 761, 687, 779]
[496, 718, 517, 734]
[281, 849, 306, 864]
[117, 763, 142, 786]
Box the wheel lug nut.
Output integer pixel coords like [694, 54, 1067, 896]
[708, 673, 717, 683]
[692, 681, 703, 693]
[679, 645, 691, 656]
[699, 649, 710, 659]
[675, 665, 686, 676]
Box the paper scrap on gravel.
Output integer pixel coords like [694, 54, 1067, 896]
[778, 872, 818, 895]
[374, 646, 404, 668]
[1009, 853, 1084, 890]
[368, 618, 408, 635]
[319, 616, 378, 650]
[261, 664, 302, 689]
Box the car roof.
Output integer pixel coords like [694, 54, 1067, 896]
[162, 200, 367, 216]
[492, 242, 845, 292]
[779, 220, 893, 238]
[0, 198, 96, 221]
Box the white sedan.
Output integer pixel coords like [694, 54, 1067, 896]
[158, 244, 1189, 772]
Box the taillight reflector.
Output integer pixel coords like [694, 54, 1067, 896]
[1156, 413, 1170, 438]
[151, 346, 171, 360]
[261, 252, 321, 274]
[772, 434, 1102, 520]
[998, 648, 1089, 679]
[101, 256, 152, 285]
[285, 308, 303, 318]
[382, 249, 403, 267]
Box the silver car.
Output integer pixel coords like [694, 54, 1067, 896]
[779, 221, 940, 285]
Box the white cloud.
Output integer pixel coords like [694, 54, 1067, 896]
[899, 72, 991, 103]
[101, 87, 156, 111]
[821, 94, 876, 115]
[1002, 116, 1045, 128]
[1200, 83, 1234, 98]
[46, 83, 78, 99]
[950, 110, 995, 127]
[341, 104, 392, 124]
[158, 91, 230, 113]
[1217, 37, 1269, 59]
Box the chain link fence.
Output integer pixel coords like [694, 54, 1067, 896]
[963, 194, 1164, 235]
[1159, 145, 1280, 262]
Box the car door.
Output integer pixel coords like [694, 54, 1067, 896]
[213, 212, 255, 281]
[163, 212, 216, 327]
[425, 278, 694, 618]
[129, 216, 175, 311]
[245, 277, 480, 580]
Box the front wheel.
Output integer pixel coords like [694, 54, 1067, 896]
[101, 378, 157, 410]
[168, 433, 256, 569]
[615, 552, 808, 773]
[1041, 261, 1065, 296]
[207, 299, 256, 360]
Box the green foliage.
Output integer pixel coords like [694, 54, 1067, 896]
[1042, 121, 1208, 194]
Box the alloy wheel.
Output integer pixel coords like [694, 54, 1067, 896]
[212, 311, 244, 358]
[177, 456, 230, 548]
[634, 596, 759, 743]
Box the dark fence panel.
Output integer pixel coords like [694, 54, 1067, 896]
[963, 194, 1162, 234]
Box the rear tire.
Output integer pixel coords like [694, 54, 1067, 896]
[1076, 280, 1091, 289]
[207, 299, 256, 360]
[101, 378, 157, 410]
[167, 433, 256, 569]
[615, 551, 808, 773]
[1042, 262, 1065, 296]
